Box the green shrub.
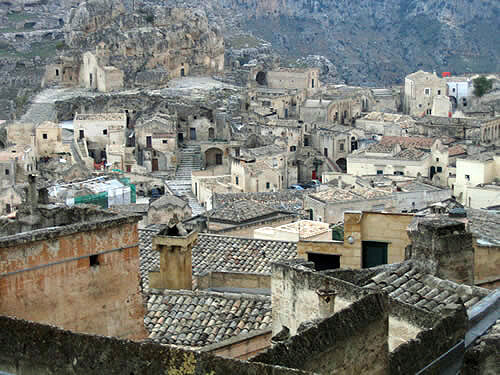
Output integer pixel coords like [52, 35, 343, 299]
[473, 76, 493, 97]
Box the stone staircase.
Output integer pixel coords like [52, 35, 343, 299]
[20, 88, 59, 124]
[166, 143, 205, 216]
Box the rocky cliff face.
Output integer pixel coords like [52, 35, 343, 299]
[64, 0, 225, 85]
[192, 0, 500, 85]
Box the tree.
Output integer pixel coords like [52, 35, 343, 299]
[473, 76, 493, 97]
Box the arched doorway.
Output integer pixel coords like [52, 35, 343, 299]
[205, 147, 224, 167]
[336, 158, 347, 172]
[256, 71, 267, 86]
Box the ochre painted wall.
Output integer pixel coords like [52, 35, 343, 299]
[0, 222, 146, 340]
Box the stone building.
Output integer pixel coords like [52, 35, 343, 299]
[73, 112, 127, 163]
[0, 145, 36, 187]
[0, 186, 146, 339]
[230, 144, 298, 192]
[57, 2, 225, 92]
[35, 121, 70, 158]
[147, 194, 192, 226]
[251, 67, 320, 91]
[135, 113, 178, 174]
[403, 70, 448, 116]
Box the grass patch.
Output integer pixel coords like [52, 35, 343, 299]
[227, 34, 264, 49]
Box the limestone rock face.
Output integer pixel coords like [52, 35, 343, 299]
[64, 0, 224, 86]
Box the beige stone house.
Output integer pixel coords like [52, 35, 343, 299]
[135, 113, 177, 174]
[403, 70, 448, 116]
[35, 121, 70, 158]
[73, 112, 127, 163]
[147, 195, 192, 226]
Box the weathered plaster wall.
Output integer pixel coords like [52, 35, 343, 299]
[0, 219, 146, 339]
[0, 315, 311, 375]
[252, 289, 389, 375]
[197, 271, 270, 290]
[474, 244, 500, 289]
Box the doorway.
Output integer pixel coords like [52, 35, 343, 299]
[79, 130, 84, 139]
[152, 158, 159, 172]
[362, 241, 388, 268]
[190, 128, 196, 140]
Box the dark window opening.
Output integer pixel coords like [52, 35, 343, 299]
[5, 169, 9, 175]
[146, 136, 152, 148]
[180, 68, 185, 77]
[103, 129, 107, 135]
[290, 145, 296, 152]
[377, 170, 383, 175]
[55, 69, 59, 77]
[79, 130, 85, 139]
[308, 253, 340, 271]
[6, 204, 11, 214]
[437, 167, 442, 173]
[266, 182, 270, 189]
[235, 176, 239, 185]
[89, 254, 100, 267]
[162, 140, 168, 144]
[42, 133, 48, 139]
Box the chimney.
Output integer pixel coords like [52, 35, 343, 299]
[406, 217, 474, 285]
[316, 289, 336, 318]
[149, 219, 197, 290]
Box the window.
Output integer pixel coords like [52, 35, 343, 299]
[266, 182, 270, 189]
[126, 165, 131, 172]
[425, 88, 430, 95]
[162, 140, 168, 144]
[393, 171, 404, 176]
[339, 143, 344, 152]
[465, 174, 470, 181]
[103, 129, 107, 135]
[5, 169, 9, 175]
[377, 170, 383, 175]
[418, 104, 422, 108]
[89, 254, 100, 267]
[437, 90, 441, 95]
[6, 204, 11, 214]
[436, 157, 439, 162]
[437, 167, 442, 173]
[426, 109, 432, 115]
[55, 69, 59, 77]
[235, 176, 239, 185]
[290, 145, 296, 152]
[42, 133, 48, 139]
[452, 88, 456, 93]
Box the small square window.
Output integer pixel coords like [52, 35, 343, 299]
[42, 133, 48, 139]
[437, 167, 442, 173]
[377, 170, 383, 175]
[103, 129, 107, 135]
[162, 140, 168, 144]
[89, 254, 100, 267]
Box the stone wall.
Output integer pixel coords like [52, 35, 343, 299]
[197, 271, 270, 290]
[406, 217, 475, 285]
[252, 290, 389, 375]
[474, 244, 500, 289]
[270, 259, 370, 337]
[0, 315, 311, 375]
[0, 211, 146, 340]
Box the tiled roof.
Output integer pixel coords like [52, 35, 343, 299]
[448, 145, 466, 157]
[365, 143, 395, 153]
[139, 229, 298, 289]
[206, 200, 282, 224]
[363, 262, 489, 313]
[144, 290, 272, 347]
[74, 113, 126, 121]
[145, 289, 272, 348]
[465, 209, 500, 246]
[245, 144, 284, 158]
[310, 186, 389, 203]
[150, 194, 189, 209]
[213, 191, 304, 213]
[381, 136, 435, 150]
[393, 148, 429, 161]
